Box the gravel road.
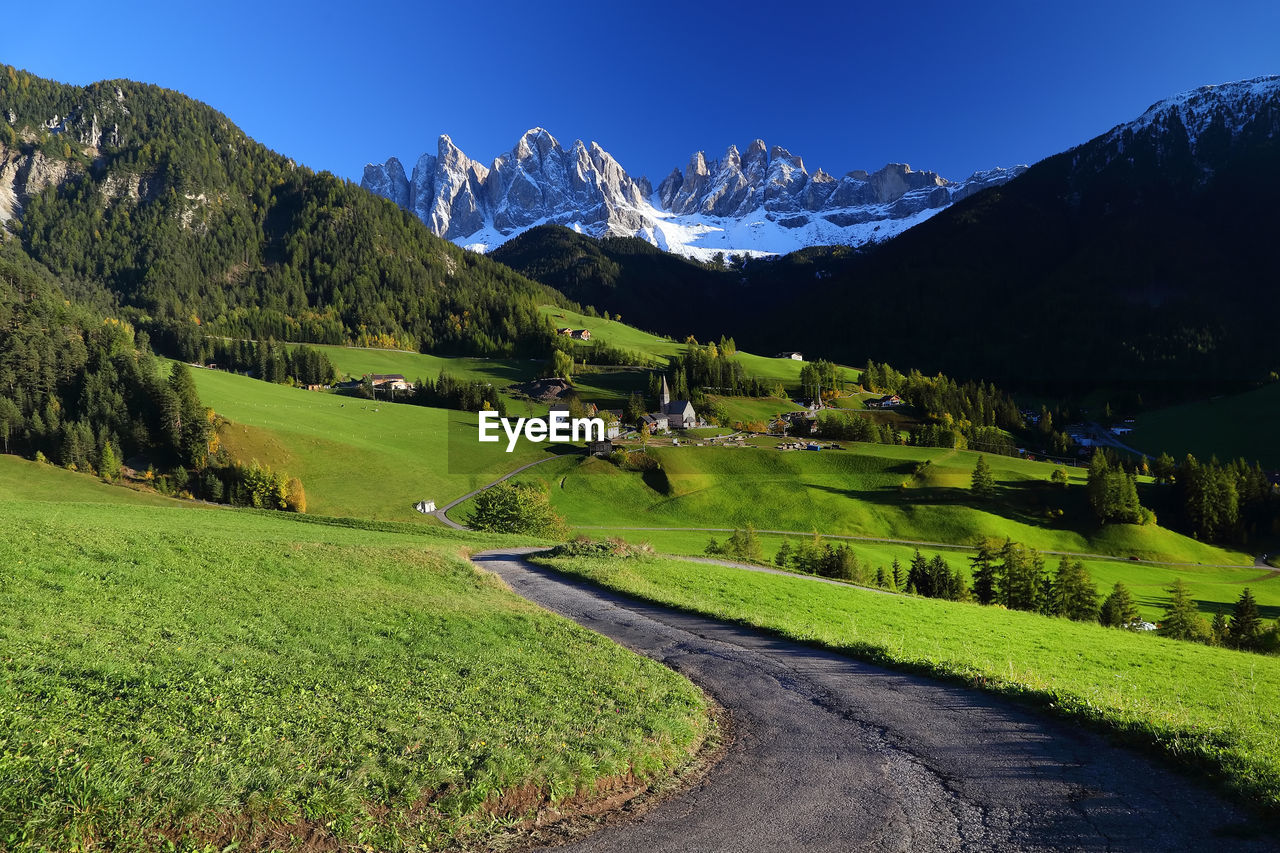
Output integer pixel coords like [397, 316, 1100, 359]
[474, 549, 1276, 853]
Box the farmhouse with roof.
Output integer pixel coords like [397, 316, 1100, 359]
[776, 351, 804, 360]
[364, 373, 411, 391]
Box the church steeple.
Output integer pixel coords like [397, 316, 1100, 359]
[660, 375, 671, 407]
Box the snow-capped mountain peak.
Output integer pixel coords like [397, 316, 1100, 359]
[362, 128, 1025, 260]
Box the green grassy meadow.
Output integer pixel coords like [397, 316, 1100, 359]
[188, 367, 556, 520]
[458, 443, 1251, 566]
[0, 492, 711, 851]
[1129, 383, 1280, 469]
[0, 456, 189, 507]
[538, 306, 859, 388]
[532, 551, 1280, 810]
[576, 527, 1280, 621]
[704, 394, 803, 426]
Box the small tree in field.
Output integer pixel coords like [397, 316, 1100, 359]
[970, 455, 995, 499]
[1227, 587, 1263, 650]
[285, 477, 307, 513]
[1158, 579, 1211, 643]
[1099, 582, 1141, 628]
[98, 441, 121, 482]
[468, 482, 569, 539]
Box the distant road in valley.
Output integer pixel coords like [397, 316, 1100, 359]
[475, 549, 1276, 853]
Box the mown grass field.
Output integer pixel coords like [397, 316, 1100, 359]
[704, 395, 803, 426]
[461, 443, 1251, 567]
[531, 551, 1280, 811]
[312, 344, 536, 389]
[0, 492, 711, 851]
[188, 367, 556, 520]
[576, 526, 1280, 621]
[1129, 383, 1280, 469]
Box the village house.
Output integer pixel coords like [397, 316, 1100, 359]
[571, 329, 592, 341]
[598, 410, 624, 439]
[640, 412, 669, 433]
[775, 351, 804, 360]
[869, 394, 903, 409]
[364, 373, 412, 392]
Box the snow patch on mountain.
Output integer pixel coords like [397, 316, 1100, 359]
[1107, 75, 1280, 150]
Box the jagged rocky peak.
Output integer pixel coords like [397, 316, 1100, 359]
[361, 127, 1026, 258]
[361, 156, 408, 209]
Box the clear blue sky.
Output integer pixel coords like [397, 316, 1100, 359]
[4, 0, 1278, 184]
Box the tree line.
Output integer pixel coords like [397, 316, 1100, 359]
[706, 526, 1280, 655]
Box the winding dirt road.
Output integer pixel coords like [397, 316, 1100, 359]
[475, 549, 1276, 853]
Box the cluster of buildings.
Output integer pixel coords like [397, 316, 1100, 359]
[556, 328, 592, 340]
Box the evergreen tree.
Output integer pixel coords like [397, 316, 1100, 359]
[968, 539, 1000, 605]
[1227, 587, 1263, 650]
[1099, 582, 1141, 628]
[1210, 612, 1229, 646]
[775, 538, 793, 568]
[970, 455, 996, 499]
[98, 441, 120, 482]
[1049, 557, 1100, 621]
[996, 540, 1041, 612]
[1158, 579, 1211, 643]
[891, 558, 904, 591]
[907, 549, 930, 596]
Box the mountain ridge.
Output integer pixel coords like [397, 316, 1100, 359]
[362, 129, 1025, 260]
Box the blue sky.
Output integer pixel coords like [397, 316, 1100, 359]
[4, 1, 1278, 184]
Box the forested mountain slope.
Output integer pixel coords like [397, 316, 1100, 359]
[0, 65, 570, 358]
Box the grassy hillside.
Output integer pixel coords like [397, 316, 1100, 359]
[1129, 383, 1280, 469]
[0, 494, 711, 850]
[0, 455, 188, 506]
[539, 306, 858, 387]
[1, 65, 567, 357]
[466, 444, 1249, 565]
[577, 526, 1280, 621]
[532, 551, 1280, 810]
[187, 367, 555, 519]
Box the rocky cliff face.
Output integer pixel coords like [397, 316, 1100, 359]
[0, 141, 84, 224]
[363, 130, 1025, 259]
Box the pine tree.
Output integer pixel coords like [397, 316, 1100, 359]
[1210, 612, 1229, 646]
[1159, 579, 1210, 643]
[1227, 587, 1263, 650]
[969, 539, 1000, 605]
[907, 549, 930, 596]
[970, 455, 996, 499]
[1050, 557, 1100, 621]
[891, 558, 904, 591]
[1099, 582, 1141, 628]
[775, 538, 793, 568]
[98, 441, 120, 482]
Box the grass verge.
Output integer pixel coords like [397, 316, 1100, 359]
[0, 499, 711, 851]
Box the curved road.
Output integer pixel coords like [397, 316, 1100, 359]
[432, 454, 563, 529]
[475, 549, 1275, 852]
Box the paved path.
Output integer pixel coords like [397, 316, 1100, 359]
[475, 549, 1275, 853]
